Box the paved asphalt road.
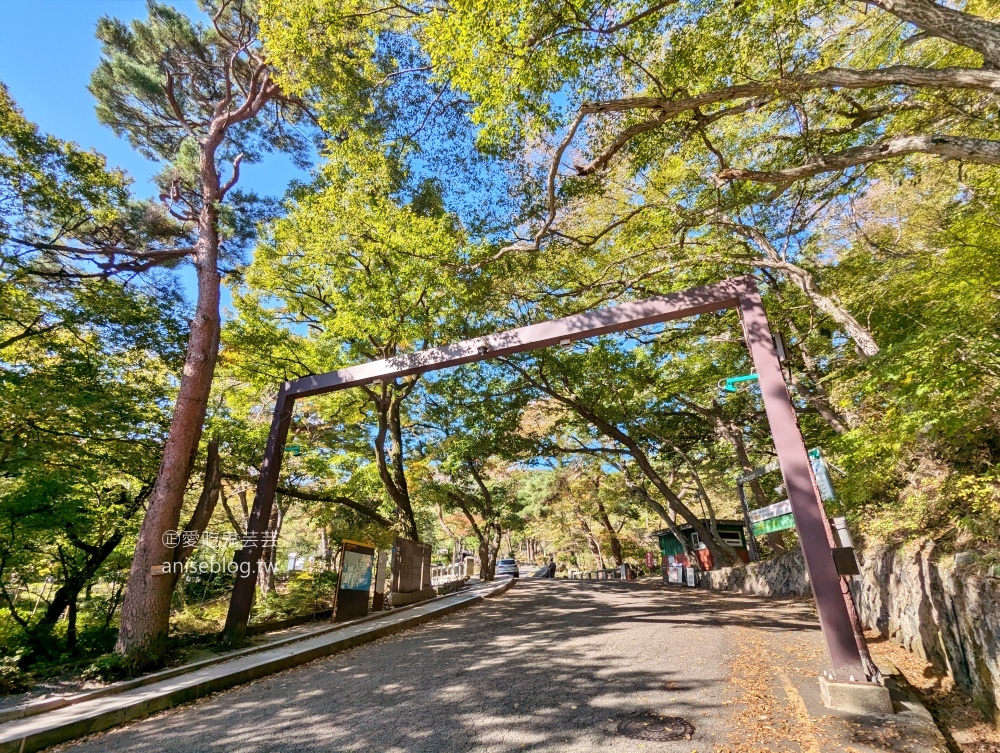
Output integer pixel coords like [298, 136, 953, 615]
[58, 579, 851, 753]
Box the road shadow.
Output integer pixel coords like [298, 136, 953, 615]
[65, 580, 823, 753]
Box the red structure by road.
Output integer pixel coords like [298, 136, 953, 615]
[221, 276, 869, 681]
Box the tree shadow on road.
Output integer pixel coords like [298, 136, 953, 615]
[65, 580, 823, 753]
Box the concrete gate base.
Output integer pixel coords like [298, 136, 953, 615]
[820, 675, 895, 715]
[388, 587, 437, 607]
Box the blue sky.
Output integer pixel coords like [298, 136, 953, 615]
[0, 0, 308, 306]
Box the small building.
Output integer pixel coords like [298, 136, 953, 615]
[652, 519, 750, 573]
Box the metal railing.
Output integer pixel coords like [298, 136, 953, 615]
[430, 557, 475, 585]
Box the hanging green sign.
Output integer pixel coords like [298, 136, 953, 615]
[808, 447, 836, 501]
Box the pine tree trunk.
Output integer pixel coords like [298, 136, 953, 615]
[115, 152, 222, 667]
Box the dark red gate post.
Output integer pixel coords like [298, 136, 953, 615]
[738, 287, 866, 679]
[220, 276, 867, 680]
[221, 386, 294, 641]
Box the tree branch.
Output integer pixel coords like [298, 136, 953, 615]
[0, 316, 61, 351]
[862, 0, 1000, 68]
[574, 111, 670, 176]
[583, 0, 680, 34]
[516, 64, 1000, 248]
[8, 236, 195, 260]
[716, 134, 1000, 184]
[582, 66, 1000, 121]
[220, 153, 243, 198]
[276, 486, 392, 528]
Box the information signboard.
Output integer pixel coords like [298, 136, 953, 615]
[332, 539, 375, 623]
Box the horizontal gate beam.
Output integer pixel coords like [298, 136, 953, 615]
[282, 276, 747, 399]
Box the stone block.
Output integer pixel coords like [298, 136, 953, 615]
[819, 675, 894, 715]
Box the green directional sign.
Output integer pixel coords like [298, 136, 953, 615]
[752, 513, 796, 537]
[749, 499, 796, 537]
[719, 373, 759, 393]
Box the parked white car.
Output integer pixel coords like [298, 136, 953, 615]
[495, 558, 520, 578]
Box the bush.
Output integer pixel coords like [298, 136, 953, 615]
[250, 570, 338, 624]
[81, 652, 138, 683]
[0, 655, 32, 694]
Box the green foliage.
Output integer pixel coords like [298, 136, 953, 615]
[220, 142, 493, 542]
[81, 650, 141, 683]
[250, 571, 338, 623]
[414, 0, 1000, 554]
[823, 167, 1000, 541]
[0, 83, 128, 242]
[1, 85, 188, 663]
[0, 655, 31, 693]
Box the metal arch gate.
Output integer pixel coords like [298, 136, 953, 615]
[221, 275, 868, 680]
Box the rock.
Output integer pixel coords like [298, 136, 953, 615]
[855, 540, 999, 727]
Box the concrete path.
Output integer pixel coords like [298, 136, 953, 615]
[53, 580, 943, 752]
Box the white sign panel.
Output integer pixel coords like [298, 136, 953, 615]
[749, 499, 792, 524]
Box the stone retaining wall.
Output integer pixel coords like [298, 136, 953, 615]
[698, 547, 812, 598]
[697, 540, 1000, 725]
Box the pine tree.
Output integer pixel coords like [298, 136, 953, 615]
[89, 0, 308, 667]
